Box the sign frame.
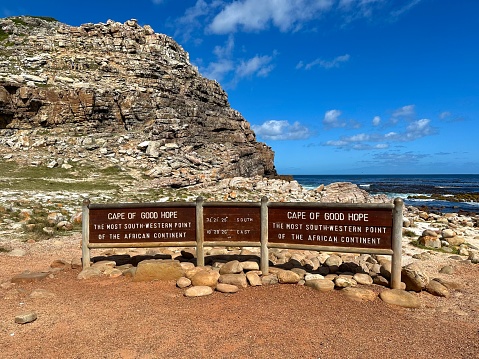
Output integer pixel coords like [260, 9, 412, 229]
[82, 197, 403, 289]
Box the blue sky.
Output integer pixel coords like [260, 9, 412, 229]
[3, 1, 479, 175]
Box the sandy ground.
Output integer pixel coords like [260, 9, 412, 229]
[1, 234, 479, 359]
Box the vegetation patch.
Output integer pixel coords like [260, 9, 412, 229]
[0, 246, 10, 253]
[0, 160, 135, 192]
[409, 240, 459, 255]
[11, 17, 27, 26]
[0, 28, 9, 42]
[403, 229, 417, 238]
[27, 16, 58, 22]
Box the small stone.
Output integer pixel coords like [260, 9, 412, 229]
[216, 283, 239, 293]
[219, 260, 243, 275]
[441, 228, 456, 239]
[15, 312, 38, 324]
[11, 271, 50, 283]
[71, 257, 83, 269]
[418, 236, 441, 249]
[342, 287, 377, 302]
[184, 286, 214, 297]
[447, 236, 465, 246]
[304, 273, 325, 281]
[241, 261, 260, 271]
[305, 279, 335, 292]
[373, 274, 389, 286]
[50, 259, 69, 269]
[325, 254, 342, 269]
[433, 277, 463, 290]
[218, 274, 248, 288]
[261, 274, 278, 286]
[180, 262, 196, 271]
[379, 289, 421, 308]
[42, 227, 55, 236]
[77, 267, 102, 279]
[277, 270, 301, 284]
[379, 260, 392, 280]
[185, 267, 204, 280]
[468, 251, 479, 264]
[191, 270, 220, 288]
[426, 280, 450, 297]
[439, 265, 455, 275]
[353, 273, 373, 285]
[401, 262, 429, 292]
[107, 268, 123, 278]
[92, 260, 117, 272]
[335, 276, 357, 288]
[7, 248, 27, 257]
[177, 277, 192, 288]
[246, 272, 262, 286]
[325, 274, 338, 281]
[412, 252, 432, 261]
[30, 289, 56, 299]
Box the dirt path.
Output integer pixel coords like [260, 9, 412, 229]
[1, 235, 479, 359]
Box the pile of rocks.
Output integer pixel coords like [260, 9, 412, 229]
[405, 207, 478, 254]
[66, 245, 469, 308]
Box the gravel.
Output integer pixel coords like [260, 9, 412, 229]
[1, 234, 479, 358]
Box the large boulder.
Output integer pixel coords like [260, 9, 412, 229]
[379, 289, 421, 308]
[133, 259, 185, 282]
[401, 262, 429, 292]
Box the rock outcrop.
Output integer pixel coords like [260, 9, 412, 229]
[0, 16, 276, 187]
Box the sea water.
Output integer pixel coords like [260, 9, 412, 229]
[293, 174, 479, 214]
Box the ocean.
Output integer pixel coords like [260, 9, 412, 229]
[293, 174, 479, 214]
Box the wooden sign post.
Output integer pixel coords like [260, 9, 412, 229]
[82, 197, 403, 288]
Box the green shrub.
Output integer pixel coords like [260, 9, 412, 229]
[0, 28, 8, 42]
[403, 229, 416, 237]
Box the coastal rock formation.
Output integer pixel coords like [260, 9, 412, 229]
[0, 16, 276, 187]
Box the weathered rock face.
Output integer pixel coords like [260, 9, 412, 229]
[0, 16, 276, 187]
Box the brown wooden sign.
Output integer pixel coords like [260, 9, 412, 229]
[268, 207, 393, 249]
[203, 206, 261, 242]
[89, 207, 196, 243]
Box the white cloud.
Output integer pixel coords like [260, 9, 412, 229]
[323, 109, 345, 128]
[372, 116, 381, 126]
[392, 104, 415, 118]
[295, 61, 304, 69]
[198, 35, 275, 84]
[439, 111, 451, 120]
[213, 34, 235, 58]
[391, 0, 422, 17]
[174, 0, 210, 41]
[174, 0, 224, 42]
[348, 133, 370, 142]
[201, 59, 235, 82]
[235, 55, 274, 79]
[405, 118, 436, 140]
[252, 120, 312, 140]
[177, 0, 419, 41]
[208, 0, 335, 34]
[323, 116, 437, 150]
[385, 131, 398, 139]
[302, 54, 351, 70]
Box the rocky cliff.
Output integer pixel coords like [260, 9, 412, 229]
[0, 16, 277, 187]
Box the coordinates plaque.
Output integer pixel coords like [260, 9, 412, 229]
[203, 207, 260, 242]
